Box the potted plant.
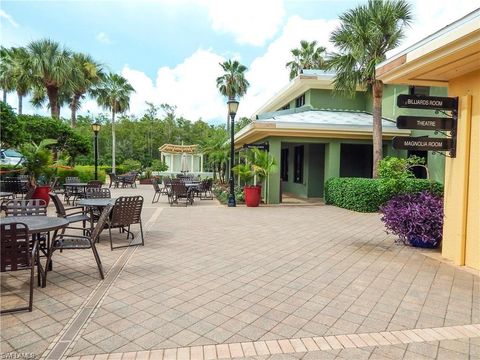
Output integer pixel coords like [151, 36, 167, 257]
[380, 191, 444, 248]
[139, 168, 153, 184]
[233, 162, 260, 207]
[250, 148, 278, 205]
[21, 139, 57, 204]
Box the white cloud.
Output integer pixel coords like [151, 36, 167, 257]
[389, 0, 479, 56]
[241, 16, 339, 118]
[204, 0, 285, 46]
[96, 32, 111, 44]
[121, 49, 228, 121]
[0, 10, 19, 28]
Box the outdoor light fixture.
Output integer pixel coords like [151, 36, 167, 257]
[227, 98, 239, 207]
[91, 122, 101, 180]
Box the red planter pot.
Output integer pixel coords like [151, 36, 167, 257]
[244, 185, 262, 207]
[32, 185, 52, 205]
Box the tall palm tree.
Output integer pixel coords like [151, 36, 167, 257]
[92, 73, 135, 173]
[286, 40, 327, 80]
[216, 59, 249, 133]
[216, 60, 249, 101]
[26, 39, 75, 118]
[69, 53, 104, 127]
[0, 47, 15, 104]
[328, 0, 412, 177]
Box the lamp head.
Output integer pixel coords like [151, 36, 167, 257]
[227, 98, 239, 116]
[91, 122, 101, 134]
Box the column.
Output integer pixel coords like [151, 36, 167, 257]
[324, 141, 341, 196]
[267, 138, 281, 204]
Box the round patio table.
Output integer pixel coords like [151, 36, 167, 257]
[1, 216, 69, 234]
[0, 191, 14, 199]
[63, 182, 89, 189]
[1, 216, 69, 288]
[76, 198, 116, 207]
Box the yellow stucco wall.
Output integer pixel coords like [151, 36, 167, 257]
[443, 69, 480, 270]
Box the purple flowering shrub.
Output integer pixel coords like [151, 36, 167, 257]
[380, 191, 444, 246]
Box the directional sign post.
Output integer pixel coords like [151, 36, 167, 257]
[394, 94, 458, 157]
[396, 116, 454, 131]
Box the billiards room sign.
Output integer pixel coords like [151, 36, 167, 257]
[397, 94, 457, 110]
[392, 137, 453, 151]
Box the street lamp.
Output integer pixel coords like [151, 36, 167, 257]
[91, 122, 102, 180]
[227, 98, 239, 207]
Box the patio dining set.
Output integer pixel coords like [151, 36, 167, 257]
[152, 175, 213, 206]
[0, 176, 144, 314]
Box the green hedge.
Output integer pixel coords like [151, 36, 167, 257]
[324, 177, 443, 213]
[57, 166, 106, 184]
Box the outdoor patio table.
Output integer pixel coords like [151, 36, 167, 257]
[0, 216, 69, 287]
[0, 191, 14, 199]
[76, 198, 117, 230]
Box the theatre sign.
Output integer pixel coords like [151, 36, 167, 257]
[393, 94, 458, 157]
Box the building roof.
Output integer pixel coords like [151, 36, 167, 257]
[158, 144, 199, 154]
[234, 109, 410, 148]
[376, 9, 480, 85]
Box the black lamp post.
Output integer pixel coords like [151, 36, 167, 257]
[91, 122, 101, 180]
[227, 98, 239, 207]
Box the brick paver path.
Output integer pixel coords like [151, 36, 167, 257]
[1, 185, 479, 359]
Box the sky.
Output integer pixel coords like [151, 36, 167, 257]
[1, 0, 479, 124]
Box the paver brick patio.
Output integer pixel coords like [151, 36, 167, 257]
[1, 185, 479, 359]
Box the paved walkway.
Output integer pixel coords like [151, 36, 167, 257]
[1, 185, 479, 359]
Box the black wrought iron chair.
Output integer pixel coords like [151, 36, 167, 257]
[108, 196, 144, 250]
[45, 205, 113, 282]
[108, 173, 120, 188]
[4, 199, 47, 217]
[1, 222, 37, 314]
[152, 179, 162, 203]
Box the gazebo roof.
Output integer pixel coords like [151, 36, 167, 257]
[158, 144, 199, 154]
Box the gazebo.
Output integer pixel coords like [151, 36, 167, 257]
[158, 144, 204, 174]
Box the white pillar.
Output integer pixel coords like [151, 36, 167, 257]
[170, 154, 174, 174]
[200, 154, 204, 173]
[190, 154, 194, 173]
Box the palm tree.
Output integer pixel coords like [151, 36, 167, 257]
[92, 73, 135, 173]
[69, 53, 104, 127]
[286, 40, 327, 80]
[26, 39, 75, 118]
[0, 46, 31, 112]
[328, 0, 412, 177]
[0, 47, 15, 104]
[216, 60, 249, 100]
[216, 59, 249, 133]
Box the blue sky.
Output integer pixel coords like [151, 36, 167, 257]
[1, 0, 478, 123]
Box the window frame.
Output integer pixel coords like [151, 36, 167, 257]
[293, 145, 304, 184]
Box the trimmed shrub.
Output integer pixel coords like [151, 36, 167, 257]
[57, 166, 106, 184]
[324, 177, 443, 213]
[101, 165, 128, 175]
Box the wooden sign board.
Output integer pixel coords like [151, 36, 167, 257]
[396, 116, 454, 131]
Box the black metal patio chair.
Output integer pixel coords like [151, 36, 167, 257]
[1, 222, 37, 314]
[108, 196, 144, 250]
[45, 204, 113, 282]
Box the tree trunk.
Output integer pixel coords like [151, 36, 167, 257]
[2, 90, 6, 103]
[372, 81, 384, 178]
[70, 94, 81, 127]
[17, 92, 22, 115]
[112, 106, 116, 174]
[47, 86, 60, 118]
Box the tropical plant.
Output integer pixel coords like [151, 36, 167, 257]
[21, 139, 57, 185]
[216, 60, 250, 101]
[25, 39, 76, 118]
[380, 191, 444, 247]
[69, 53, 104, 127]
[232, 162, 254, 185]
[249, 148, 278, 203]
[92, 72, 135, 173]
[286, 40, 328, 80]
[0, 46, 31, 114]
[151, 159, 168, 172]
[327, 0, 412, 177]
[378, 155, 426, 196]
